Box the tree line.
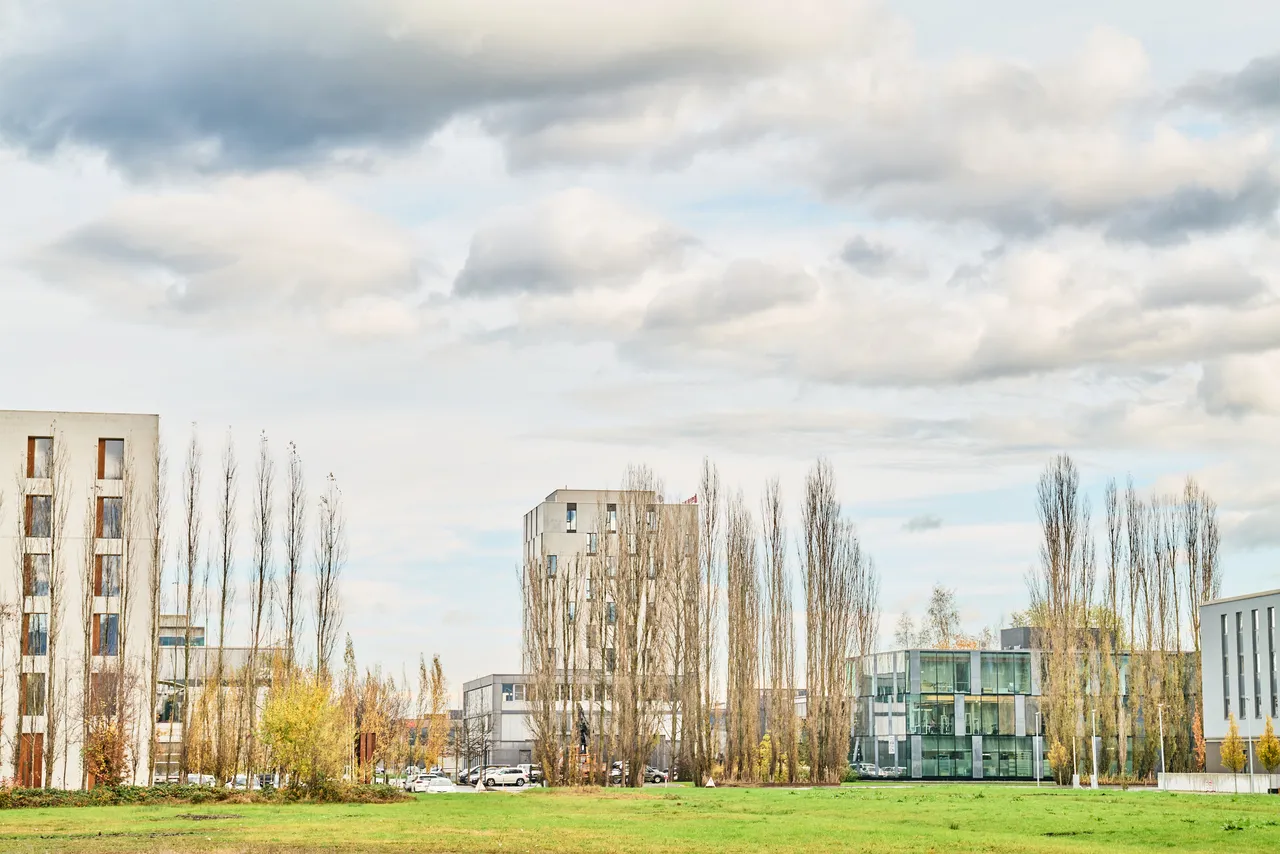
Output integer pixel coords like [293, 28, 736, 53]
[522, 457, 881, 787]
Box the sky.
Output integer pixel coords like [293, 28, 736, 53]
[3, 0, 1280, 699]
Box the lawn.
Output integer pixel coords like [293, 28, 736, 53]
[1, 784, 1278, 853]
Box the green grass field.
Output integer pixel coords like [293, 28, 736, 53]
[1, 784, 1278, 853]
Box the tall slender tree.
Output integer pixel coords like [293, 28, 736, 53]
[761, 477, 796, 783]
[178, 429, 203, 779]
[283, 442, 306, 670]
[314, 474, 346, 677]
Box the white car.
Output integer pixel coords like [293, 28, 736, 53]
[484, 766, 528, 787]
[412, 774, 446, 793]
[424, 776, 458, 793]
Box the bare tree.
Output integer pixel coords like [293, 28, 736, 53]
[314, 474, 346, 677]
[178, 429, 203, 779]
[679, 459, 720, 786]
[145, 440, 166, 786]
[724, 490, 760, 782]
[761, 477, 796, 784]
[39, 427, 71, 787]
[246, 432, 275, 784]
[1028, 454, 1094, 784]
[919, 585, 961, 648]
[211, 432, 237, 784]
[801, 458, 877, 784]
[283, 442, 306, 670]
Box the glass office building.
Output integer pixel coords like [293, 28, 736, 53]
[851, 649, 1049, 780]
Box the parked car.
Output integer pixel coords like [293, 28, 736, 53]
[425, 775, 458, 794]
[411, 774, 446, 793]
[516, 764, 545, 785]
[644, 766, 668, 784]
[484, 766, 528, 787]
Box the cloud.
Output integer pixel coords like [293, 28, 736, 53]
[1178, 53, 1280, 117]
[1199, 352, 1280, 417]
[839, 235, 926, 279]
[25, 173, 424, 329]
[0, 0, 870, 174]
[453, 189, 693, 297]
[642, 259, 819, 331]
[1140, 263, 1269, 311]
[903, 514, 943, 532]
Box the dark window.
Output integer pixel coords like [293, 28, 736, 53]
[97, 555, 122, 597]
[1222, 614, 1231, 720]
[95, 613, 120, 656]
[1270, 608, 1278, 717]
[1237, 612, 1246, 718]
[26, 495, 51, 538]
[587, 532, 598, 555]
[23, 613, 49, 656]
[1253, 610, 1262, 719]
[606, 602, 617, 625]
[20, 673, 46, 716]
[607, 504, 617, 533]
[646, 506, 656, 531]
[547, 555, 558, 578]
[99, 497, 123, 539]
[99, 439, 124, 480]
[23, 555, 50, 597]
[27, 437, 52, 478]
[604, 648, 616, 672]
[566, 503, 577, 533]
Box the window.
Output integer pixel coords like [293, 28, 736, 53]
[26, 495, 51, 538]
[567, 602, 576, 623]
[1222, 614, 1231, 719]
[607, 504, 617, 533]
[501, 683, 515, 702]
[1253, 610, 1262, 718]
[647, 554, 656, 579]
[97, 555, 122, 597]
[604, 648, 616, 672]
[587, 532, 598, 555]
[1270, 608, 1277, 717]
[586, 577, 593, 600]
[23, 613, 49, 656]
[606, 602, 617, 625]
[20, 673, 46, 716]
[587, 623, 600, 648]
[1237, 612, 1246, 717]
[607, 555, 617, 578]
[646, 506, 656, 531]
[90, 671, 121, 716]
[547, 555, 558, 578]
[98, 439, 124, 480]
[95, 613, 121, 656]
[98, 497, 123, 539]
[23, 555, 50, 597]
[566, 503, 577, 533]
[27, 437, 52, 478]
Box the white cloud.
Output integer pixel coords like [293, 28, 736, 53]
[454, 188, 693, 297]
[26, 174, 424, 330]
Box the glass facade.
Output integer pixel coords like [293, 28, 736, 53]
[853, 649, 1048, 780]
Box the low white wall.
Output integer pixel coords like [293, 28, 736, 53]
[1159, 772, 1280, 793]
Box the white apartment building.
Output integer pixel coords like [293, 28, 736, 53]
[1199, 589, 1279, 772]
[0, 410, 159, 788]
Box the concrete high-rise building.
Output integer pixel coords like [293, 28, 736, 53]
[0, 410, 160, 788]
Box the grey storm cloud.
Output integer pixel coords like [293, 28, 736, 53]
[0, 1, 835, 175]
[1103, 174, 1280, 245]
[903, 514, 943, 532]
[1178, 53, 1280, 117]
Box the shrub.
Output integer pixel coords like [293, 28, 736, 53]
[0, 783, 408, 810]
[840, 765, 859, 784]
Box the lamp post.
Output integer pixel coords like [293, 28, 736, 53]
[1035, 711, 1042, 788]
[1244, 697, 1255, 795]
[1091, 709, 1098, 790]
[1157, 703, 1166, 788]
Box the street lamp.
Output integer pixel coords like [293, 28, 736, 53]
[1244, 696, 1255, 795]
[1157, 703, 1166, 788]
[1090, 709, 1098, 790]
[1035, 711, 1042, 788]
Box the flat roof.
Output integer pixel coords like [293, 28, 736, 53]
[1202, 588, 1280, 607]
